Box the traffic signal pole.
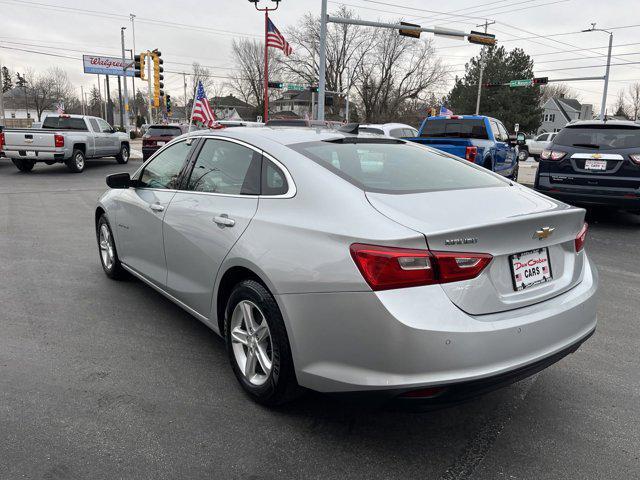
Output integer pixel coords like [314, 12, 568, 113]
[475, 20, 495, 115]
[251, 0, 279, 123]
[120, 27, 130, 133]
[147, 52, 153, 124]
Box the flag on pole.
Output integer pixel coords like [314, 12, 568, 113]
[266, 18, 293, 56]
[440, 105, 453, 115]
[192, 81, 217, 127]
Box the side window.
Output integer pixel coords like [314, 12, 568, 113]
[139, 140, 193, 189]
[97, 119, 112, 133]
[497, 122, 509, 142]
[262, 159, 289, 196]
[537, 133, 549, 141]
[187, 139, 260, 195]
[389, 128, 404, 138]
[89, 118, 100, 132]
[489, 121, 501, 141]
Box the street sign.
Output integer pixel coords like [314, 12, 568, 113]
[286, 83, 306, 91]
[82, 55, 134, 77]
[399, 21, 421, 39]
[509, 79, 533, 87]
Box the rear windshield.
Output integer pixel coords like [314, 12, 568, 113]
[42, 117, 87, 131]
[553, 126, 640, 150]
[147, 126, 183, 136]
[291, 140, 505, 194]
[421, 119, 489, 140]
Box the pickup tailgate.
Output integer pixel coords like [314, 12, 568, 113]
[410, 137, 473, 159]
[5, 130, 57, 151]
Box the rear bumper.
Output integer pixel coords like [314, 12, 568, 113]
[535, 177, 640, 209]
[3, 149, 66, 161]
[277, 255, 597, 394]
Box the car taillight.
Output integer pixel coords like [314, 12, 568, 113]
[54, 134, 64, 148]
[0, 132, 4, 151]
[350, 244, 492, 291]
[575, 222, 588, 253]
[541, 149, 566, 161]
[629, 154, 640, 165]
[465, 146, 477, 162]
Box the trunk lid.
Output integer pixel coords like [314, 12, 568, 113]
[366, 185, 586, 315]
[5, 130, 57, 151]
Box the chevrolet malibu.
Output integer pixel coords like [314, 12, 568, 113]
[95, 127, 597, 406]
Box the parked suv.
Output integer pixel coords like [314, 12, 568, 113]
[142, 124, 188, 160]
[534, 120, 640, 211]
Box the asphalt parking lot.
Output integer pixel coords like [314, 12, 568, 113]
[0, 156, 638, 479]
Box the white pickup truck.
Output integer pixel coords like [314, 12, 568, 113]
[1, 114, 130, 173]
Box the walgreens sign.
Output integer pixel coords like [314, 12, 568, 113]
[82, 55, 134, 77]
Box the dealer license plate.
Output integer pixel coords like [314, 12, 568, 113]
[585, 159, 607, 170]
[510, 248, 552, 291]
[157, 141, 166, 146]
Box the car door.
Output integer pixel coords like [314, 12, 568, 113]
[98, 118, 119, 156]
[162, 137, 264, 317]
[88, 118, 104, 156]
[489, 120, 508, 172]
[116, 139, 196, 286]
[497, 121, 516, 172]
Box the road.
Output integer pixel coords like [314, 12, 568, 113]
[0, 156, 638, 479]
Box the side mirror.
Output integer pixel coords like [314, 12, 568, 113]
[516, 132, 526, 146]
[106, 172, 131, 189]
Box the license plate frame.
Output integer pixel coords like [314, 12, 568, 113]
[509, 247, 553, 292]
[156, 141, 166, 146]
[584, 159, 607, 170]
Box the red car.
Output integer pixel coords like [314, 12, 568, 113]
[142, 124, 189, 160]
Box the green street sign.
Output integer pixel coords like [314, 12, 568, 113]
[509, 79, 533, 87]
[286, 83, 306, 91]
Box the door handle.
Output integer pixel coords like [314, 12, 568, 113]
[149, 203, 165, 212]
[213, 215, 235, 227]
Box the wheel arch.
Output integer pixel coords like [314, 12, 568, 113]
[73, 143, 86, 154]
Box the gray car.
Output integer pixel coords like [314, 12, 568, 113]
[95, 127, 598, 406]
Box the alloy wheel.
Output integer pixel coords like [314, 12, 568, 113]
[99, 224, 115, 270]
[75, 153, 84, 170]
[230, 300, 273, 386]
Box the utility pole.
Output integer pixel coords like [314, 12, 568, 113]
[130, 14, 138, 122]
[318, 0, 328, 121]
[97, 74, 103, 119]
[120, 27, 130, 133]
[0, 61, 6, 125]
[80, 85, 85, 115]
[106, 75, 114, 125]
[475, 19, 494, 115]
[117, 75, 124, 127]
[183, 72, 188, 123]
[582, 23, 613, 120]
[146, 51, 153, 124]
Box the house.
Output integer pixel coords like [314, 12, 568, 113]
[211, 95, 256, 121]
[272, 89, 338, 119]
[538, 96, 593, 134]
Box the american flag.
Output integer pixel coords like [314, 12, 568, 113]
[192, 81, 217, 128]
[266, 18, 293, 56]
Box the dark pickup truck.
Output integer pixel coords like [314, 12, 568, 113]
[407, 115, 523, 180]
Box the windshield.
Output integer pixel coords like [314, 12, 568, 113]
[291, 140, 506, 194]
[553, 126, 640, 150]
[42, 117, 88, 131]
[421, 119, 489, 140]
[146, 126, 183, 136]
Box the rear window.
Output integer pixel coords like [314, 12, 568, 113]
[42, 117, 87, 131]
[360, 127, 384, 135]
[421, 119, 489, 140]
[291, 140, 505, 194]
[553, 126, 640, 150]
[267, 120, 307, 127]
[146, 126, 183, 136]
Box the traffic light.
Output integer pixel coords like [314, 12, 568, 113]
[152, 50, 164, 108]
[309, 86, 319, 93]
[166, 95, 172, 115]
[468, 30, 497, 46]
[134, 53, 146, 80]
[268, 81, 284, 88]
[533, 77, 549, 85]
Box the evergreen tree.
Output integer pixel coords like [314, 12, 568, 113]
[446, 46, 542, 133]
[1, 66, 12, 93]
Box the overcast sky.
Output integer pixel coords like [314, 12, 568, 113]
[1, 0, 638, 112]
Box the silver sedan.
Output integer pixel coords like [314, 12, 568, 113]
[95, 127, 597, 406]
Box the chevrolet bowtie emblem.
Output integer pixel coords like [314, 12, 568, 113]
[591, 153, 602, 159]
[534, 226, 555, 240]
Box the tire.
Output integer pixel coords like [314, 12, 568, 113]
[483, 157, 493, 171]
[532, 154, 540, 162]
[517, 149, 529, 162]
[12, 159, 35, 172]
[115, 143, 129, 164]
[96, 214, 126, 280]
[510, 163, 520, 181]
[225, 279, 300, 406]
[66, 149, 85, 173]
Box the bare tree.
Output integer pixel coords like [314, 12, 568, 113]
[540, 83, 580, 106]
[229, 38, 281, 118]
[354, 30, 447, 123]
[613, 89, 629, 119]
[25, 67, 78, 119]
[627, 82, 640, 120]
